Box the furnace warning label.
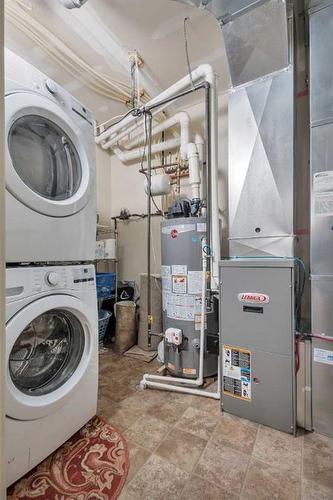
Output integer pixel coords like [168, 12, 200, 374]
[223, 345, 251, 401]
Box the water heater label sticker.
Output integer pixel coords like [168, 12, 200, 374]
[197, 223, 206, 232]
[172, 276, 187, 294]
[313, 171, 333, 193]
[188, 271, 203, 294]
[172, 265, 187, 276]
[166, 294, 195, 321]
[162, 276, 172, 292]
[223, 345, 251, 401]
[162, 291, 168, 311]
[161, 265, 171, 277]
[314, 348, 333, 366]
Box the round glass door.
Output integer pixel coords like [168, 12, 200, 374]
[9, 309, 85, 396]
[8, 115, 82, 201]
[5, 92, 91, 217]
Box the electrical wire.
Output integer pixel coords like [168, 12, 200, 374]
[95, 107, 140, 137]
[183, 17, 195, 90]
[140, 111, 165, 215]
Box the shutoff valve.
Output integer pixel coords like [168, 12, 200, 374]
[165, 327, 183, 346]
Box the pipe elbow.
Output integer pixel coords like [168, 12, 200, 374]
[196, 63, 215, 85]
[175, 111, 190, 127]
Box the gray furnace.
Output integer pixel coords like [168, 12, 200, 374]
[219, 258, 296, 434]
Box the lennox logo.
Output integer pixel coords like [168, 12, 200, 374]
[238, 293, 270, 305]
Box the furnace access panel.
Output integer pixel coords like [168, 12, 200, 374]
[219, 259, 296, 434]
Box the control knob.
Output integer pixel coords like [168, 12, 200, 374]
[46, 272, 60, 286]
[45, 79, 58, 95]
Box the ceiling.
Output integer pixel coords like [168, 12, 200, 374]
[5, 0, 229, 121]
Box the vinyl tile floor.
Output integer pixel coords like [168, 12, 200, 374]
[98, 349, 333, 500]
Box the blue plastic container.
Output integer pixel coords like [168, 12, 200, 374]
[96, 272, 116, 299]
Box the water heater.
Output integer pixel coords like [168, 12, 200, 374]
[161, 216, 217, 378]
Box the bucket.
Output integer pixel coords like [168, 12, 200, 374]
[114, 301, 137, 354]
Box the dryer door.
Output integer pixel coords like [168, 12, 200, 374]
[6, 295, 96, 420]
[5, 92, 91, 217]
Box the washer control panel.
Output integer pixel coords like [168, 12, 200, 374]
[46, 271, 60, 287]
[6, 265, 96, 301]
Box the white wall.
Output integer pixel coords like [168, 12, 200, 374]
[95, 146, 112, 224]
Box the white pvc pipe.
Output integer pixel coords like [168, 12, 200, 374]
[96, 64, 214, 144]
[98, 63, 220, 289]
[123, 112, 190, 160]
[141, 380, 220, 399]
[187, 142, 201, 200]
[112, 138, 180, 163]
[195, 133, 206, 203]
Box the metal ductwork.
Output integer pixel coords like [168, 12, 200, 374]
[173, 0, 269, 22]
[59, 0, 88, 9]
[173, 0, 288, 87]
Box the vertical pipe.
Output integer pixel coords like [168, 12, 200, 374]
[146, 111, 153, 347]
[204, 83, 212, 305]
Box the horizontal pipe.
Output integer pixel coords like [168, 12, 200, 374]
[124, 112, 190, 160]
[112, 138, 180, 162]
[141, 380, 220, 399]
[95, 64, 214, 145]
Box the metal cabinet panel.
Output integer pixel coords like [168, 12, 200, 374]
[219, 259, 295, 434]
[310, 124, 333, 275]
[221, 348, 295, 433]
[311, 279, 333, 436]
[312, 277, 333, 335]
[220, 266, 293, 356]
[228, 69, 294, 247]
[310, 4, 333, 124]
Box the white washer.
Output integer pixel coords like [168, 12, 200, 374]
[5, 48, 96, 263]
[5, 264, 98, 486]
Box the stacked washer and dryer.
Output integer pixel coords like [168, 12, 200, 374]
[5, 49, 98, 486]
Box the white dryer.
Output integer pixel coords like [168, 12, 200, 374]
[5, 49, 96, 263]
[5, 264, 98, 486]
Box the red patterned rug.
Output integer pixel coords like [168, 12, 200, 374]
[7, 415, 129, 500]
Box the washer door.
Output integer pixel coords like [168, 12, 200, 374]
[6, 92, 91, 217]
[6, 295, 94, 420]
